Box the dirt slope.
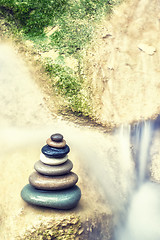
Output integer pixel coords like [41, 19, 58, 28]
[0, 42, 53, 127]
[85, 0, 160, 126]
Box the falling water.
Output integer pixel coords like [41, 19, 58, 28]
[131, 121, 153, 185]
[114, 117, 160, 240]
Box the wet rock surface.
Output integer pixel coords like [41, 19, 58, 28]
[17, 214, 113, 240]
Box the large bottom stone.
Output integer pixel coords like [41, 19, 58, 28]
[21, 184, 81, 210]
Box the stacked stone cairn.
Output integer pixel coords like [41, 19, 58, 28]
[21, 133, 81, 210]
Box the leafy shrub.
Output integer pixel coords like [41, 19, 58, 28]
[0, 0, 68, 35]
[0, 0, 114, 36]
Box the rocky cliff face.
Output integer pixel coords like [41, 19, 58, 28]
[84, 0, 160, 126]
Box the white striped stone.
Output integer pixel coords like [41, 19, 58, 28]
[40, 153, 68, 165]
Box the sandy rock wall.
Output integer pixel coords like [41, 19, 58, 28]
[84, 0, 160, 126]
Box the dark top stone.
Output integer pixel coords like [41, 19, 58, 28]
[34, 160, 73, 176]
[51, 133, 63, 142]
[29, 171, 78, 190]
[21, 184, 81, 210]
[41, 144, 70, 158]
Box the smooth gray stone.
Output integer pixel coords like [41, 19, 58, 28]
[51, 133, 63, 142]
[29, 171, 78, 190]
[34, 160, 73, 176]
[41, 144, 70, 158]
[21, 184, 81, 210]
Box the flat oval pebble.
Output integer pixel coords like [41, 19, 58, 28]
[34, 160, 73, 176]
[41, 144, 70, 158]
[51, 133, 63, 142]
[46, 138, 66, 148]
[21, 184, 81, 210]
[40, 153, 68, 165]
[29, 171, 78, 190]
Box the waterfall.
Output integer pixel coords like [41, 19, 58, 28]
[114, 116, 160, 240]
[131, 120, 153, 186]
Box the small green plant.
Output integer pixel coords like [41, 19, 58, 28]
[45, 58, 91, 116]
[45, 61, 81, 97]
[50, 21, 92, 55]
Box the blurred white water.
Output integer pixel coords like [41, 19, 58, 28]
[115, 182, 160, 240]
[136, 121, 153, 185]
[114, 119, 160, 240]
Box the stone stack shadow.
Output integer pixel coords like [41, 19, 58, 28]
[21, 133, 81, 210]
